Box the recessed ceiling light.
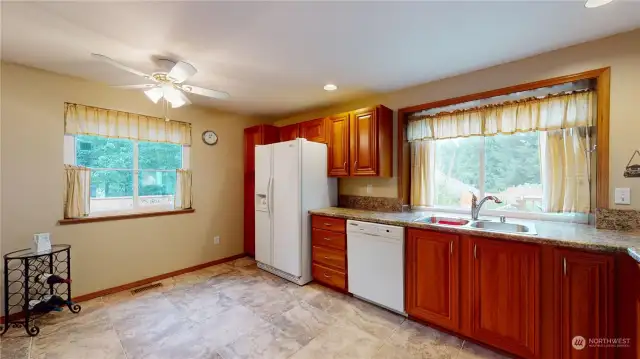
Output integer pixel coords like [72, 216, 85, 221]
[585, 0, 614, 8]
[324, 84, 338, 91]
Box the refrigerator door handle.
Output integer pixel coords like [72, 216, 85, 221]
[266, 176, 272, 218]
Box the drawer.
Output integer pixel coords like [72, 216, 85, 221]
[312, 263, 346, 290]
[312, 228, 346, 251]
[312, 215, 346, 233]
[313, 246, 346, 270]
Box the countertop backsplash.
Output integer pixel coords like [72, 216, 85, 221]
[596, 208, 640, 230]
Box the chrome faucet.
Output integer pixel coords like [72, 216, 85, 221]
[470, 192, 503, 220]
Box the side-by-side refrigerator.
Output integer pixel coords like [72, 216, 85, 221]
[254, 138, 337, 285]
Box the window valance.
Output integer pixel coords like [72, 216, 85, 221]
[64, 103, 192, 145]
[407, 90, 595, 142]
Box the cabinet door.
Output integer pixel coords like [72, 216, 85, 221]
[406, 229, 460, 331]
[555, 249, 614, 359]
[327, 113, 350, 176]
[350, 107, 378, 176]
[471, 237, 540, 359]
[279, 124, 299, 142]
[300, 118, 327, 143]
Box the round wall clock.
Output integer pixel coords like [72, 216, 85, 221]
[202, 130, 218, 145]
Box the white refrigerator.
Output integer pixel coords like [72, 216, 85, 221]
[254, 138, 337, 285]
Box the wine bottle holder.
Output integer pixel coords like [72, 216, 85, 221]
[1, 244, 81, 336]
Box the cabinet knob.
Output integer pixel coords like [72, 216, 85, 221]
[343, 161, 347, 169]
[324, 223, 332, 227]
[324, 237, 331, 241]
[323, 273, 331, 278]
[324, 256, 330, 260]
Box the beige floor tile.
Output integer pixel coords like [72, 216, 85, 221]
[218, 323, 302, 359]
[456, 341, 512, 359]
[0, 329, 32, 359]
[289, 320, 383, 359]
[371, 320, 462, 359]
[31, 313, 126, 359]
[339, 297, 406, 340]
[197, 305, 270, 349]
[164, 284, 237, 323]
[230, 257, 257, 268]
[270, 300, 337, 345]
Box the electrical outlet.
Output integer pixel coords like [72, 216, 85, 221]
[214, 236, 220, 245]
[366, 184, 373, 194]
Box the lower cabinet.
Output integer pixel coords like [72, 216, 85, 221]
[406, 229, 619, 359]
[554, 248, 614, 359]
[406, 229, 460, 331]
[470, 237, 540, 359]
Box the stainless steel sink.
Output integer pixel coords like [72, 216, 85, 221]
[469, 221, 536, 234]
[414, 216, 470, 226]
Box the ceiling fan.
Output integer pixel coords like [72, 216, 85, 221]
[91, 53, 229, 109]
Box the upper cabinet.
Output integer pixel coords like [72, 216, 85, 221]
[279, 123, 299, 142]
[276, 105, 392, 177]
[328, 105, 392, 177]
[300, 118, 328, 143]
[327, 112, 351, 177]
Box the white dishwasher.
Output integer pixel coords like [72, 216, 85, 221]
[347, 220, 405, 314]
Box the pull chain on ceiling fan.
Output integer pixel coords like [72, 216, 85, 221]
[91, 53, 230, 109]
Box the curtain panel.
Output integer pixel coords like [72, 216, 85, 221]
[407, 90, 595, 141]
[175, 169, 193, 210]
[64, 103, 192, 145]
[63, 165, 91, 218]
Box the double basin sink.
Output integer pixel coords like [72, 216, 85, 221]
[414, 216, 537, 235]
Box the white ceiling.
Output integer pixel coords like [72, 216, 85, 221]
[2, 1, 639, 117]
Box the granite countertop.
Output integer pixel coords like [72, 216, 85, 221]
[310, 207, 640, 261]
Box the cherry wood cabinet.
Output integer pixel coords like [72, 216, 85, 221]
[300, 118, 328, 143]
[311, 215, 347, 291]
[554, 249, 614, 359]
[617, 253, 640, 359]
[406, 229, 460, 331]
[279, 123, 299, 142]
[349, 106, 392, 177]
[243, 125, 279, 257]
[470, 237, 540, 359]
[327, 112, 350, 177]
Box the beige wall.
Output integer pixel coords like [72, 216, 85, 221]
[1, 62, 264, 296]
[275, 29, 640, 209]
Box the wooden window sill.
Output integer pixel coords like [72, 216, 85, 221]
[58, 208, 195, 225]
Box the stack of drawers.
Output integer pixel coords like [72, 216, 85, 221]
[311, 215, 347, 291]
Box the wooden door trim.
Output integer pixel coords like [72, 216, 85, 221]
[397, 68, 611, 208]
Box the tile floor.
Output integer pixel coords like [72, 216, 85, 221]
[0, 257, 510, 359]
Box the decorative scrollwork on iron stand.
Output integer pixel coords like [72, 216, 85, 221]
[1, 244, 81, 337]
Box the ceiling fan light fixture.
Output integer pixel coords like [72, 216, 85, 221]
[585, 0, 614, 8]
[144, 87, 163, 103]
[323, 84, 338, 91]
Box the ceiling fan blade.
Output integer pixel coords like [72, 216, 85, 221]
[178, 91, 192, 106]
[179, 85, 229, 100]
[168, 61, 197, 83]
[91, 53, 152, 79]
[112, 84, 157, 90]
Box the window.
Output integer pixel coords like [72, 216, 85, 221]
[434, 133, 542, 212]
[64, 135, 190, 215]
[408, 88, 595, 223]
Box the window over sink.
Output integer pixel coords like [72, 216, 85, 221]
[409, 83, 594, 223]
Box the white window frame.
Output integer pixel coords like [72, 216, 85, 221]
[421, 134, 589, 224]
[64, 134, 190, 216]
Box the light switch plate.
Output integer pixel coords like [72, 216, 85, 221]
[614, 188, 631, 205]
